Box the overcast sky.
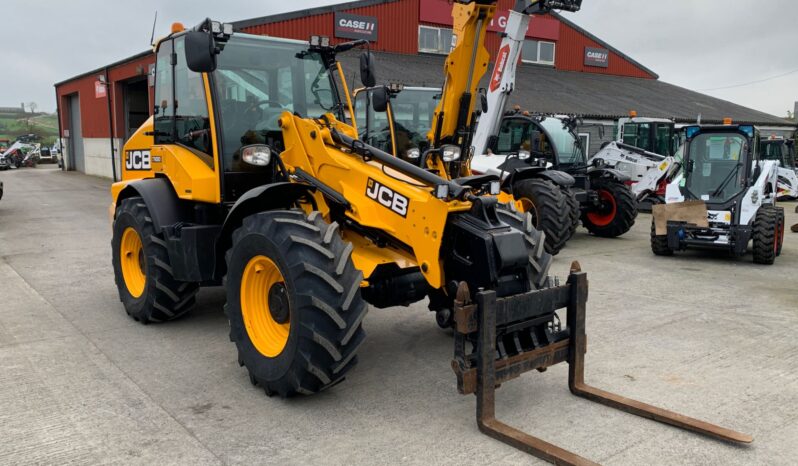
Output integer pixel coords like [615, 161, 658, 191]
[3, 0, 796, 118]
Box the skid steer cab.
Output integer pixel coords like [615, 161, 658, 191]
[651, 123, 785, 264]
[760, 136, 798, 200]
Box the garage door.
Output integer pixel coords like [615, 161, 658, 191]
[68, 94, 85, 173]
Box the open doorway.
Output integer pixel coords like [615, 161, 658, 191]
[123, 78, 149, 141]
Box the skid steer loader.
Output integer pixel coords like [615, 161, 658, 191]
[109, 12, 751, 465]
[652, 122, 784, 263]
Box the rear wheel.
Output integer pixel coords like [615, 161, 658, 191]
[752, 206, 779, 264]
[225, 210, 367, 397]
[111, 197, 199, 323]
[776, 207, 785, 256]
[512, 178, 569, 255]
[650, 218, 673, 256]
[582, 178, 637, 237]
[561, 187, 580, 240]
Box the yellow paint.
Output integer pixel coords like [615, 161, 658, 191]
[240, 255, 290, 357]
[279, 111, 470, 289]
[427, 1, 495, 147]
[120, 227, 146, 298]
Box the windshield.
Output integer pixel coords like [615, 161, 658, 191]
[213, 34, 338, 171]
[495, 118, 553, 159]
[684, 132, 749, 202]
[539, 118, 586, 168]
[760, 140, 785, 162]
[621, 122, 674, 155]
[391, 88, 437, 155]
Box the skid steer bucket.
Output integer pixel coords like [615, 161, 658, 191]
[451, 262, 752, 465]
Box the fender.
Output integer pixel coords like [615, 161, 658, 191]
[215, 182, 316, 276]
[587, 166, 630, 183]
[507, 166, 575, 189]
[115, 177, 190, 233]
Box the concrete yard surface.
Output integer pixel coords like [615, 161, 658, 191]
[0, 167, 796, 465]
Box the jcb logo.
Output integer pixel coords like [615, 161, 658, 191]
[125, 150, 151, 171]
[366, 178, 409, 217]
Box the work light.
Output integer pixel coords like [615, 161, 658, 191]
[242, 145, 271, 166]
[441, 145, 461, 162]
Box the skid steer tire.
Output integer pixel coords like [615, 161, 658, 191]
[562, 187, 580, 240]
[650, 218, 673, 256]
[512, 178, 569, 255]
[582, 179, 637, 238]
[225, 210, 367, 397]
[776, 207, 785, 256]
[496, 207, 553, 290]
[112, 197, 199, 323]
[752, 206, 779, 265]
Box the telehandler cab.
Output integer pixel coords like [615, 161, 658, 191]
[110, 12, 751, 465]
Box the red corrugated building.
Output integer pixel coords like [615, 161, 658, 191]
[54, 0, 793, 178]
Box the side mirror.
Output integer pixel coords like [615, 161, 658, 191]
[185, 30, 217, 73]
[478, 89, 488, 114]
[360, 52, 377, 88]
[371, 86, 389, 113]
[486, 135, 498, 152]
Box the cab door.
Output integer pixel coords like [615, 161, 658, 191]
[151, 35, 220, 204]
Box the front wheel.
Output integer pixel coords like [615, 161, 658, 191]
[225, 210, 367, 397]
[582, 178, 637, 238]
[752, 205, 782, 264]
[650, 218, 673, 256]
[512, 178, 569, 255]
[561, 187, 580, 240]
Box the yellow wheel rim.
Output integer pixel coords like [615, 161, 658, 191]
[240, 255, 290, 357]
[120, 227, 146, 298]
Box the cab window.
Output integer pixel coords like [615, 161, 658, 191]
[173, 37, 213, 165]
[153, 41, 173, 144]
[153, 37, 213, 169]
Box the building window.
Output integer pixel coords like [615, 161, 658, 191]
[578, 133, 590, 156]
[521, 40, 556, 65]
[418, 26, 454, 54]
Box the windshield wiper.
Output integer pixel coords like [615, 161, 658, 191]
[710, 162, 742, 198]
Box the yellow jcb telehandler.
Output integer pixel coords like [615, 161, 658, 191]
[110, 12, 750, 465]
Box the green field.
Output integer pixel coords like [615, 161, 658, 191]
[0, 113, 59, 145]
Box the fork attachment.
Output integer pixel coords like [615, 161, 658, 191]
[451, 264, 752, 466]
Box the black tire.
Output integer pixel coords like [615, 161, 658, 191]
[582, 178, 637, 238]
[112, 197, 199, 323]
[512, 178, 569, 255]
[775, 207, 785, 256]
[650, 218, 673, 256]
[561, 187, 580, 240]
[752, 206, 780, 265]
[496, 207, 553, 290]
[225, 210, 367, 397]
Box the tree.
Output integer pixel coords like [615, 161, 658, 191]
[28, 102, 37, 114]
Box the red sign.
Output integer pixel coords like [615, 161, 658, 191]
[419, 0, 560, 41]
[95, 81, 107, 99]
[490, 44, 510, 92]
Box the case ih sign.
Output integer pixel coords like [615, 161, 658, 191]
[334, 12, 378, 40]
[584, 47, 609, 68]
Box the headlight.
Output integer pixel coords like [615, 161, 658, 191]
[405, 148, 420, 159]
[488, 180, 500, 195]
[518, 150, 531, 160]
[441, 145, 461, 162]
[242, 145, 271, 166]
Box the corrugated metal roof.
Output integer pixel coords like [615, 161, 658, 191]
[232, 0, 403, 30]
[338, 50, 795, 127]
